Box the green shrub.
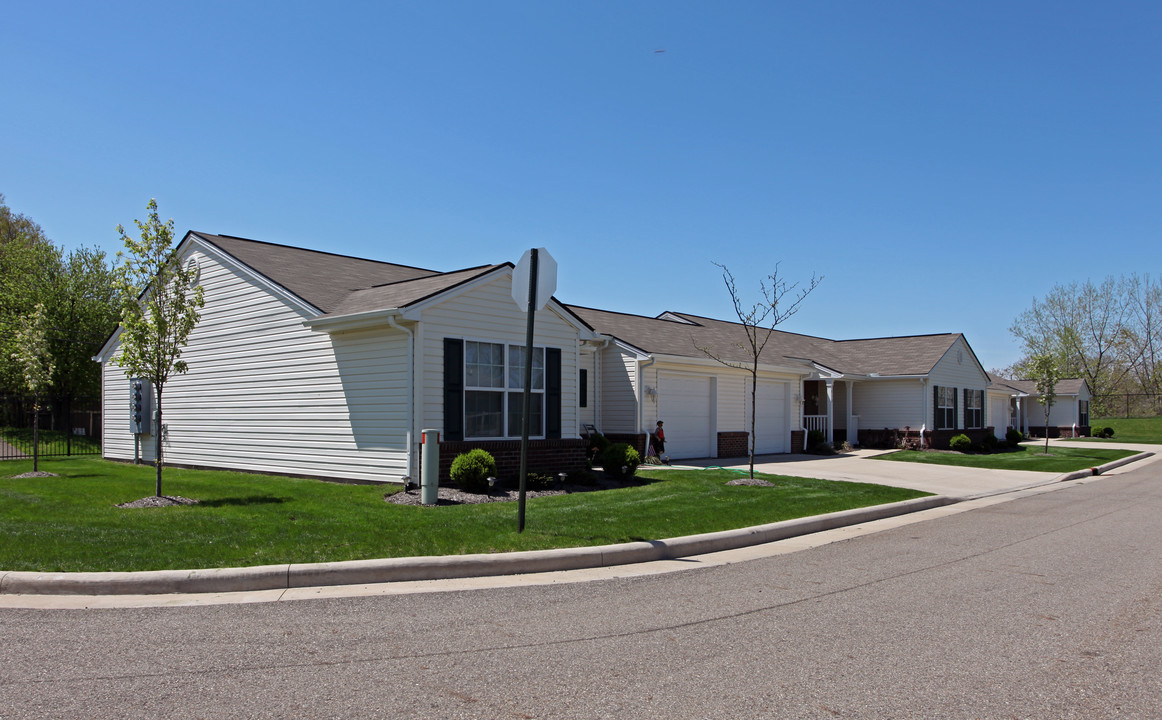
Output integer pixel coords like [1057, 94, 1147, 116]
[949, 433, 973, 452]
[981, 433, 999, 452]
[1005, 428, 1024, 445]
[567, 469, 599, 486]
[524, 472, 555, 491]
[807, 430, 826, 450]
[1103, 426, 1116, 438]
[602, 442, 641, 480]
[449, 448, 497, 494]
[586, 432, 611, 467]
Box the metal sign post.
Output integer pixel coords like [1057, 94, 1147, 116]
[511, 248, 556, 533]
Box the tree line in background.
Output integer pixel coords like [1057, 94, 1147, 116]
[1000, 275, 1162, 417]
[0, 194, 121, 417]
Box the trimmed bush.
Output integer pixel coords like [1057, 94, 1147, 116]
[807, 430, 826, 450]
[449, 448, 497, 494]
[586, 431, 611, 467]
[949, 433, 973, 452]
[981, 433, 999, 452]
[567, 469, 599, 486]
[602, 442, 641, 480]
[524, 472, 555, 491]
[1005, 428, 1024, 445]
[1103, 426, 1116, 438]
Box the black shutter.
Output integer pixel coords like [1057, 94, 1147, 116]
[980, 390, 987, 430]
[443, 338, 463, 441]
[963, 388, 969, 428]
[545, 348, 561, 439]
[953, 388, 960, 429]
[579, 368, 588, 408]
[933, 385, 940, 430]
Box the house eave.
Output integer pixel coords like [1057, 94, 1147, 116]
[304, 308, 411, 333]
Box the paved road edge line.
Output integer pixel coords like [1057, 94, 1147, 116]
[0, 496, 955, 596]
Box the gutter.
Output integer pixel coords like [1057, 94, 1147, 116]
[386, 315, 416, 482]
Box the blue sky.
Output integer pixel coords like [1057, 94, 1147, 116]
[5, 1, 1160, 372]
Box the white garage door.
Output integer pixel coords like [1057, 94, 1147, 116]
[658, 372, 712, 459]
[754, 380, 787, 454]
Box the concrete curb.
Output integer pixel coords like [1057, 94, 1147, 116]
[0, 495, 956, 597]
[1055, 451, 1154, 483]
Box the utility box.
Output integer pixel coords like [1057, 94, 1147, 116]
[130, 378, 152, 435]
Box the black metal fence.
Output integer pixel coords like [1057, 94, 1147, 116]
[0, 395, 101, 461]
[1093, 393, 1162, 419]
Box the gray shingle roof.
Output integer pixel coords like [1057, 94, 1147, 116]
[568, 306, 964, 377]
[193, 232, 442, 313]
[990, 378, 1089, 396]
[328, 265, 506, 316]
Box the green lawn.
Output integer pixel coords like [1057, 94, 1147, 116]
[1082, 417, 1162, 444]
[0, 458, 929, 573]
[874, 444, 1136, 473]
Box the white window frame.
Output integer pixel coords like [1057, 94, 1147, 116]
[965, 389, 983, 429]
[937, 386, 957, 430]
[463, 340, 545, 440]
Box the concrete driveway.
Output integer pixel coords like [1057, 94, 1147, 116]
[680, 439, 1158, 498]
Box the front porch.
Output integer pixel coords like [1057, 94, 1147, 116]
[802, 378, 859, 447]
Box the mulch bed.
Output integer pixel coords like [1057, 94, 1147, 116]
[385, 472, 649, 506]
[117, 495, 200, 509]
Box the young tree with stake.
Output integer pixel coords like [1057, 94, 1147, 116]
[1030, 353, 1059, 455]
[697, 262, 821, 479]
[113, 199, 204, 497]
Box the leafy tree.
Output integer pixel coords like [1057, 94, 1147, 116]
[1029, 353, 1059, 454]
[113, 199, 204, 497]
[10, 303, 55, 471]
[0, 194, 61, 394]
[44, 246, 121, 449]
[697, 262, 822, 478]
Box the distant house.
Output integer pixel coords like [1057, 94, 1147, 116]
[568, 307, 994, 457]
[987, 378, 1092, 438]
[96, 233, 1010, 483]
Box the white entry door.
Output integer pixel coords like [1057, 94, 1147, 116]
[658, 372, 712, 459]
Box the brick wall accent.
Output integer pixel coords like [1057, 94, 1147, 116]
[790, 430, 805, 453]
[1028, 425, 1091, 439]
[434, 439, 587, 485]
[717, 431, 748, 458]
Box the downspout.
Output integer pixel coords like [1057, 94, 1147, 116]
[386, 315, 415, 482]
[593, 337, 611, 431]
[637, 354, 657, 436]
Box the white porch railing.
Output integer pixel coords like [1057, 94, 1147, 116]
[804, 415, 827, 433]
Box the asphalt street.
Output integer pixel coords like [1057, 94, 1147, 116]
[3, 461, 1160, 719]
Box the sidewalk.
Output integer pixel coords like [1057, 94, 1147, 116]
[1, 443, 1154, 607]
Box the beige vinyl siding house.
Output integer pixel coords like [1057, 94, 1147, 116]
[97, 230, 1011, 479]
[96, 233, 597, 484]
[988, 378, 1092, 438]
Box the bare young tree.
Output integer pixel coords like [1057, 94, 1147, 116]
[697, 263, 821, 478]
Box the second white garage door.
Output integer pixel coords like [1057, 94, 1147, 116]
[753, 380, 788, 454]
[658, 372, 712, 459]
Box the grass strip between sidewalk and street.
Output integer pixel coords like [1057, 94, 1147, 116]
[872, 444, 1136, 472]
[0, 458, 928, 573]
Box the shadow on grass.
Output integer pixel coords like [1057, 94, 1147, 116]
[197, 495, 286, 508]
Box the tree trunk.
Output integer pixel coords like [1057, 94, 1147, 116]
[154, 385, 163, 497]
[32, 399, 40, 473]
[749, 371, 757, 479]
